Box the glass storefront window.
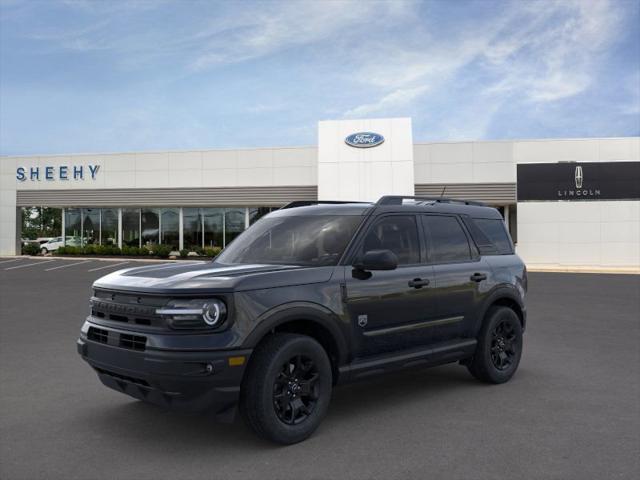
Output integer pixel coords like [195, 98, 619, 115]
[141, 208, 159, 247]
[122, 208, 140, 247]
[82, 208, 100, 245]
[160, 208, 179, 249]
[60, 206, 271, 251]
[203, 208, 224, 248]
[183, 208, 202, 250]
[64, 208, 82, 246]
[249, 207, 273, 225]
[101, 208, 118, 246]
[224, 208, 245, 246]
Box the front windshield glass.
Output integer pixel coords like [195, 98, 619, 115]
[215, 215, 363, 266]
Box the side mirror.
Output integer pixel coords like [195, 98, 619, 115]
[354, 249, 398, 271]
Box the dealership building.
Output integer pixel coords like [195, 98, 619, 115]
[1, 118, 639, 270]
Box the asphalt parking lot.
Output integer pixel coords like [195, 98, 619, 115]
[0, 258, 638, 480]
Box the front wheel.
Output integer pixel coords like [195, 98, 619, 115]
[240, 333, 332, 444]
[40, 248, 48, 255]
[467, 306, 523, 384]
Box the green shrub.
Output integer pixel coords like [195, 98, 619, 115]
[179, 249, 189, 258]
[22, 243, 41, 256]
[140, 246, 151, 256]
[83, 244, 96, 255]
[203, 247, 222, 258]
[154, 244, 172, 259]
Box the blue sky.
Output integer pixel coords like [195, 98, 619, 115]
[1, 0, 639, 155]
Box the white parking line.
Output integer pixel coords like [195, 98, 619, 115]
[0, 258, 25, 265]
[87, 262, 129, 272]
[5, 260, 56, 270]
[44, 260, 92, 271]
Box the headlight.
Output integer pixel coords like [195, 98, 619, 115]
[156, 299, 227, 330]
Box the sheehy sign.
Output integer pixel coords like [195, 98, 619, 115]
[16, 164, 100, 182]
[517, 162, 640, 201]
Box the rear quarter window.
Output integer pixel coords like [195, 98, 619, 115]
[473, 218, 513, 255]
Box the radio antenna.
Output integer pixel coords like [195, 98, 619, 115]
[439, 185, 447, 200]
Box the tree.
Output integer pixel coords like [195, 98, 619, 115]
[21, 207, 62, 239]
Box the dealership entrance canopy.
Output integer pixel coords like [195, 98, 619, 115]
[1, 118, 639, 269]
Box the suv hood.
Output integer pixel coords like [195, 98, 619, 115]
[93, 261, 335, 294]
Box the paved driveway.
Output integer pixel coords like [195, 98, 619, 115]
[0, 261, 638, 480]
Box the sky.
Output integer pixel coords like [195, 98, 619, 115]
[0, 0, 639, 155]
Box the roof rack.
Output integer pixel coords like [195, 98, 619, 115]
[280, 200, 370, 209]
[376, 195, 486, 207]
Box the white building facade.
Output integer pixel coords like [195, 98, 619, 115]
[1, 118, 638, 269]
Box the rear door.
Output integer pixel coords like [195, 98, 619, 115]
[343, 214, 438, 357]
[421, 214, 491, 340]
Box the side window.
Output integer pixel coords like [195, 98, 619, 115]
[423, 215, 472, 263]
[361, 215, 420, 265]
[474, 218, 513, 254]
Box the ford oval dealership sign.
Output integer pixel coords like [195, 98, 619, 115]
[345, 132, 385, 148]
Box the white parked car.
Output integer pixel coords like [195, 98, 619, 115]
[40, 236, 81, 254]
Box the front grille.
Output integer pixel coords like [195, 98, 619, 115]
[87, 327, 108, 344]
[94, 367, 149, 387]
[90, 290, 167, 330]
[119, 333, 147, 351]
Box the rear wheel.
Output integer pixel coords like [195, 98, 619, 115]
[240, 333, 332, 444]
[467, 306, 523, 384]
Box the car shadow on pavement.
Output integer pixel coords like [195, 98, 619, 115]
[74, 363, 489, 451]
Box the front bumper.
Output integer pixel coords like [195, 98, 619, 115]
[77, 325, 251, 418]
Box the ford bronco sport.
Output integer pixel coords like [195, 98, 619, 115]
[77, 196, 527, 444]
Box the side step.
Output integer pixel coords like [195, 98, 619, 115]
[338, 338, 477, 383]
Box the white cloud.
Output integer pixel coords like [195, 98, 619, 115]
[482, 0, 622, 103]
[344, 85, 429, 118]
[342, 0, 625, 131]
[189, 1, 413, 71]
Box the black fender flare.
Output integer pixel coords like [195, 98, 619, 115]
[242, 302, 350, 366]
[473, 285, 526, 336]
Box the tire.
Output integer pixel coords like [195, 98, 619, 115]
[240, 333, 332, 444]
[467, 306, 523, 384]
[41, 248, 48, 255]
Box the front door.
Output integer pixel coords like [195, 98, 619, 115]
[344, 214, 438, 357]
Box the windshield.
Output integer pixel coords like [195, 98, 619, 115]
[215, 215, 363, 266]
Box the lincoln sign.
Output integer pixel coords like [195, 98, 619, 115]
[517, 162, 640, 201]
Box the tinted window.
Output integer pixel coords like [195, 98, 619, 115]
[424, 215, 471, 263]
[362, 216, 420, 265]
[216, 215, 362, 266]
[475, 218, 513, 254]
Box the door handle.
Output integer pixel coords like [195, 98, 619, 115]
[470, 272, 487, 282]
[408, 278, 430, 289]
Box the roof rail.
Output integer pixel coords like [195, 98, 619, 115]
[376, 195, 486, 207]
[280, 200, 370, 209]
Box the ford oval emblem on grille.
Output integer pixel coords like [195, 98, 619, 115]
[345, 132, 385, 148]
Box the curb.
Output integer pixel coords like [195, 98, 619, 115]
[0, 255, 209, 263]
[527, 266, 640, 275]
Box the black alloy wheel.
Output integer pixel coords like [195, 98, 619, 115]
[272, 355, 320, 425]
[490, 320, 517, 371]
[240, 333, 332, 444]
[467, 306, 523, 384]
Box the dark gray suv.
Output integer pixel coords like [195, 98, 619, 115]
[77, 196, 527, 444]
